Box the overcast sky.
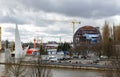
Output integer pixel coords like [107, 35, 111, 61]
[0, 0, 120, 43]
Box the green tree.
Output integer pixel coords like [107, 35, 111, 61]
[62, 42, 71, 51]
[5, 40, 9, 48]
[39, 45, 47, 55]
[57, 43, 63, 51]
[57, 42, 71, 52]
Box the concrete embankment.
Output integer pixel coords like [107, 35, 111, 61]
[0, 62, 113, 71]
[41, 59, 110, 71]
[42, 63, 107, 71]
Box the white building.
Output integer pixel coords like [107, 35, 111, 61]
[45, 41, 58, 54]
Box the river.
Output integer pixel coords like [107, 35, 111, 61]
[0, 52, 105, 77]
[52, 68, 104, 77]
[0, 52, 5, 75]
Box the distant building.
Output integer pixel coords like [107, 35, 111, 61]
[45, 41, 58, 54]
[73, 26, 101, 46]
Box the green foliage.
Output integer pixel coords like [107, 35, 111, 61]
[57, 42, 71, 52]
[57, 43, 63, 51]
[5, 40, 9, 48]
[62, 42, 71, 51]
[39, 45, 47, 55]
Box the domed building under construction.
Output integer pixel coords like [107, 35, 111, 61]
[73, 26, 101, 47]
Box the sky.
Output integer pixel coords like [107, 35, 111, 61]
[0, 0, 120, 43]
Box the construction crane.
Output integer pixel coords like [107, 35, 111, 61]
[48, 19, 81, 34]
[49, 19, 81, 34]
[0, 26, 2, 50]
[21, 19, 81, 43]
[71, 21, 81, 34]
[27, 19, 81, 34]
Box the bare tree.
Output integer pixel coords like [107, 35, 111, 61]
[102, 21, 110, 43]
[104, 24, 120, 77]
[5, 44, 52, 77]
[90, 43, 103, 57]
[29, 44, 52, 77]
[114, 25, 120, 44]
[74, 44, 88, 56]
[102, 21, 114, 58]
[30, 65, 52, 77]
[7, 58, 27, 77]
[104, 45, 120, 77]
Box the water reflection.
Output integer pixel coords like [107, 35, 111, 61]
[0, 52, 5, 74]
[0, 52, 5, 62]
[52, 68, 104, 77]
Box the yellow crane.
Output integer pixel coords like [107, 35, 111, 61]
[31, 19, 81, 43]
[53, 20, 81, 34]
[71, 21, 81, 34]
[34, 19, 81, 34]
[0, 26, 2, 50]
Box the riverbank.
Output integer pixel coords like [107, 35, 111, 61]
[0, 61, 109, 71]
[44, 64, 106, 71]
[0, 52, 111, 71]
[42, 60, 113, 71]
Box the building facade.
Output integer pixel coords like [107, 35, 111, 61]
[45, 41, 58, 54]
[73, 26, 101, 46]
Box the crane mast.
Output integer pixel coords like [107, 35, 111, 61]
[0, 27, 2, 50]
[72, 21, 81, 34]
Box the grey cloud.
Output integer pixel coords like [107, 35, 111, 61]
[0, 15, 27, 25]
[1, 0, 120, 36]
[1, 0, 119, 25]
[44, 27, 72, 36]
[18, 0, 120, 18]
[4, 27, 15, 38]
[0, 8, 30, 24]
[0, 9, 56, 26]
[4, 27, 34, 40]
[33, 19, 55, 27]
[4, 27, 15, 33]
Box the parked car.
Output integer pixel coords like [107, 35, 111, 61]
[81, 55, 87, 59]
[49, 56, 58, 62]
[72, 56, 79, 59]
[100, 55, 108, 59]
